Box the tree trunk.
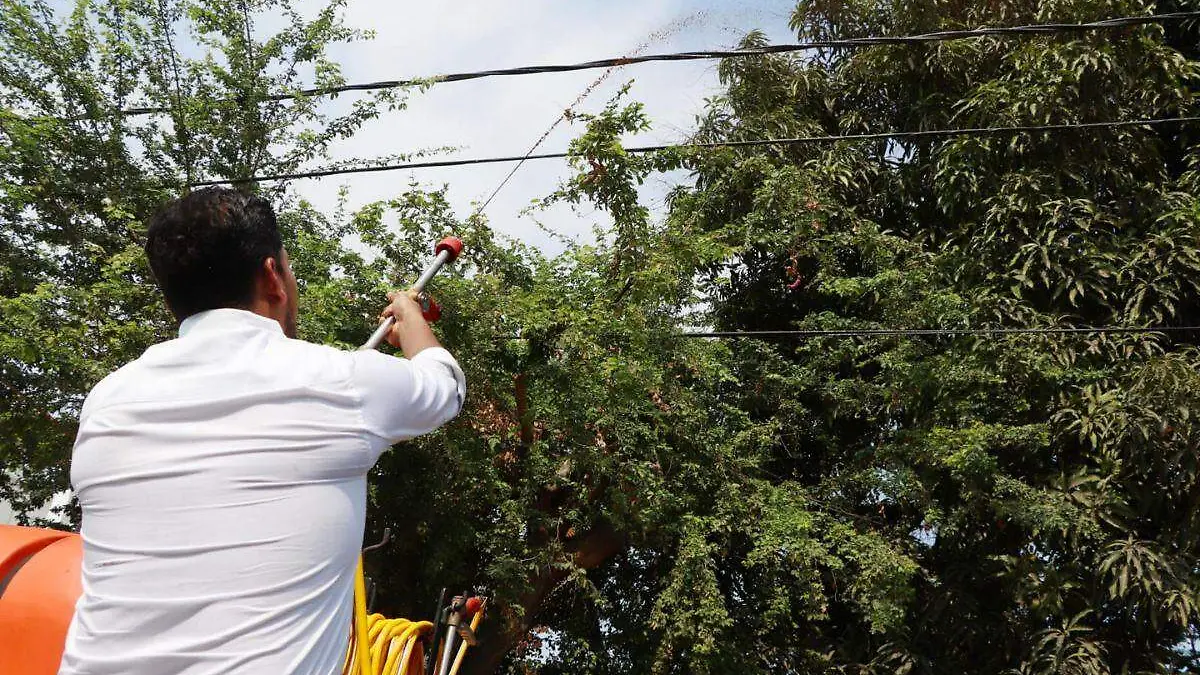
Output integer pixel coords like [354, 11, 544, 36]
[461, 522, 626, 675]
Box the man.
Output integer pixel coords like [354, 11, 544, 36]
[58, 187, 465, 674]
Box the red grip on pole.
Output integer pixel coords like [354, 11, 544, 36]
[435, 237, 464, 262]
[417, 292, 442, 323]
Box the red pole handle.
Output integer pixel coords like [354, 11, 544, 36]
[436, 237, 464, 263]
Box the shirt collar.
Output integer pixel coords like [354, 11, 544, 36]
[178, 308, 285, 339]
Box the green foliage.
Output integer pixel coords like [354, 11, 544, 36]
[4, 1, 1200, 673]
[591, 1, 1200, 672]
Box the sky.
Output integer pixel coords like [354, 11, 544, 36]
[289, 0, 799, 254]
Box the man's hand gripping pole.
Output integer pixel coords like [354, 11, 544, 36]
[359, 236, 464, 351]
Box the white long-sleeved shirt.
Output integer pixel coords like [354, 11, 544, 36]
[58, 308, 465, 675]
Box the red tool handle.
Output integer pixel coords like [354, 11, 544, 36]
[435, 237, 464, 262]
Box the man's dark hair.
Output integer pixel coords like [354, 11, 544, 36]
[145, 187, 283, 321]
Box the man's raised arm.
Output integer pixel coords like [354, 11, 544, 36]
[351, 290, 465, 445]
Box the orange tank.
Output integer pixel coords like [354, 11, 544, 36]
[0, 525, 81, 675]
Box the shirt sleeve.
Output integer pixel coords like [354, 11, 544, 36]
[350, 346, 466, 445]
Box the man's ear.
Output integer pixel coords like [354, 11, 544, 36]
[260, 256, 287, 304]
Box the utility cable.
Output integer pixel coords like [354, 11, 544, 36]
[494, 326, 1200, 341]
[153, 0, 196, 186]
[113, 11, 1200, 118]
[678, 326, 1200, 339]
[475, 12, 703, 215]
[187, 115, 1200, 186]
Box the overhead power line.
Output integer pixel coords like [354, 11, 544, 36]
[475, 13, 704, 216]
[494, 325, 1200, 341]
[679, 326, 1200, 339]
[116, 11, 1200, 118]
[187, 115, 1200, 187]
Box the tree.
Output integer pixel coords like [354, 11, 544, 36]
[517, 0, 1200, 672]
[405, 1, 1200, 672]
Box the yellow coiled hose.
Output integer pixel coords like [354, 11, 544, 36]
[345, 558, 434, 675]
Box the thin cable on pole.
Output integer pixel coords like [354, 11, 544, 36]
[679, 326, 1200, 339]
[153, 0, 196, 186]
[475, 12, 704, 216]
[186, 115, 1200, 187]
[106, 11, 1200, 118]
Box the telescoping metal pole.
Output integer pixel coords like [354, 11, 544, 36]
[360, 237, 464, 351]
